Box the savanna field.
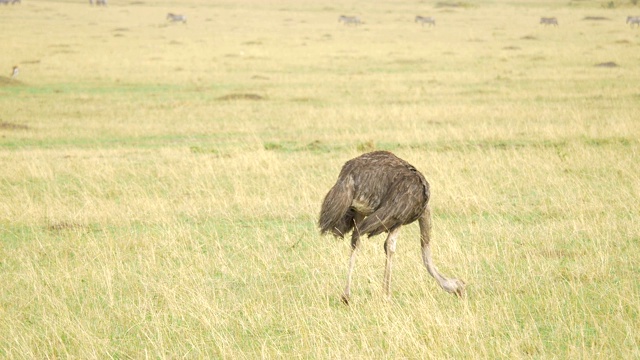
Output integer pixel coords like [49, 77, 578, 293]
[1, 0, 639, 358]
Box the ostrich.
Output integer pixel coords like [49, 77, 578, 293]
[319, 151, 465, 304]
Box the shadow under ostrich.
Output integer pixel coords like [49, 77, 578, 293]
[319, 151, 465, 304]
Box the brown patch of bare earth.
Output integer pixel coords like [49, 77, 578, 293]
[583, 16, 610, 21]
[0, 121, 29, 130]
[216, 93, 265, 101]
[595, 61, 618, 67]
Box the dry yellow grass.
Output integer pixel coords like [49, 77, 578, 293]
[1, 0, 639, 358]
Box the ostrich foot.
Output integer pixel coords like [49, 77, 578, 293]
[442, 278, 466, 297]
[341, 293, 350, 305]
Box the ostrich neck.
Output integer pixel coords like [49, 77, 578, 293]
[423, 246, 449, 284]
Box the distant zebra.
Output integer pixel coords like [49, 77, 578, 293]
[627, 16, 640, 27]
[338, 15, 362, 26]
[415, 15, 436, 27]
[1, 0, 20, 4]
[167, 13, 187, 23]
[540, 17, 558, 26]
[90, 0, 107, 6]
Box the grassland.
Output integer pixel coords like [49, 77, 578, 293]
[1, 0, 639, 358]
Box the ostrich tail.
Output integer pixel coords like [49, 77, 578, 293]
[319, 176, 355, 238]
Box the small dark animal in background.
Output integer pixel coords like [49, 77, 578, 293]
[627, 16, 640, 27]
[338, 15, 362, 26]
[167, 13, 187, 23]
[415, 15, 436, 27]
[540, 17, 559, 26]
[11, 65, 19, 79]
[319, 151, 465, 304]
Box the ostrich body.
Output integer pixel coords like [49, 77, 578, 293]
[319, 151, 465, 303]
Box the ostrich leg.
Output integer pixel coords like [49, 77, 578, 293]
[383, 227, 401, 299]
[419, 206, 465, 297]
[342, 214, 364, 304]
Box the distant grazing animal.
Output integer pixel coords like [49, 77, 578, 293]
[90, 0, 107, 5]
[627, 16, 640, 27]
[1, 0, 20, 4]
[11, 66, 18, 79]
[338, 15, 362, 26]
[319, 151, 465, 304]
[415, 15, 436, 27]
[167, 13, 187, 23]
[540, 17, 558, 26]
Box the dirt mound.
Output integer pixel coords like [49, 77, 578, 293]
[583, 16, 610, 21]
[594, 62, 618, 68]
[0, 121, 29, 130]
[217, 93, 265, 101]
[0, 76, 23, 86]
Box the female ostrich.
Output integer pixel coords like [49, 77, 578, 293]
[319, 151, 465, 303]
